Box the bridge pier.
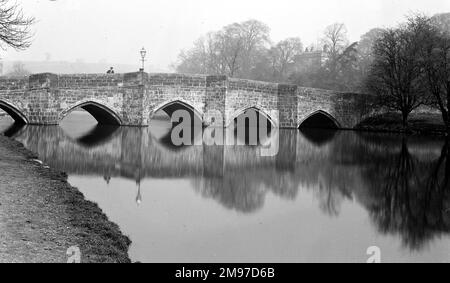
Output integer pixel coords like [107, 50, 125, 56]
[123, 72, 150, 126]
[26, 73, 60, 125]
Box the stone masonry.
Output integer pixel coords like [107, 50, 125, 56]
[0, 72, 365, 129]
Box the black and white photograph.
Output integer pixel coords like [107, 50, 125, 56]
[0, 0, 449, 269]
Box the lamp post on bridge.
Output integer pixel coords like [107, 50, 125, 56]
[140, 47, 147, 72]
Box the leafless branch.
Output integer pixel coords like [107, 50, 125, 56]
[0, 0, 35, 51]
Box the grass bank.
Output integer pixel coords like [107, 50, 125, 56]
[0, 135, 131, 263]
[356, 112, 447, 136]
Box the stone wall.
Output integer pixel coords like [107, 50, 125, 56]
[0, 77, 31, 123]
[296, 87, 363, 129]
[0, 72, 364, 128]
[204, 76, 227, 127]
[145, 73, 207, 122]
[277, 84, 298, 128]
[225, 78, 279, 126]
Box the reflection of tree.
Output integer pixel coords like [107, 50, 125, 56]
[194, 163, 302, 213]
[316, 171, 349, 217]
[193, 174, 266, 213]
[362, 138, 450, 250]
[192, 130, 357, 214]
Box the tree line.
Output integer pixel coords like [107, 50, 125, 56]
[174, 14, 450, 132]
[173, 19, 383, 91]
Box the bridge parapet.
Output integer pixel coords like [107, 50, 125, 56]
[58, 74, 125, 88]
[27, 73, 146, 90]
[29, 73, 59, 89]
[148, 73, 207, 86]
[0, 77, 28, 91]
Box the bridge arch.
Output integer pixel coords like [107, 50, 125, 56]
[150, 99, 204, 122]
[59, 100, 123, 126]
[0, 100, 28, 124]
[298, 110, 341, 129]
[227, 106, 278, 128]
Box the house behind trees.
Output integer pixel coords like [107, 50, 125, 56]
[292, 49, 326, 75]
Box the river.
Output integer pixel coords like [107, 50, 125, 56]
[1, 111, 450, 263]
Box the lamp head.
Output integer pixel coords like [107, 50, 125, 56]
[140, 47, 147, 59]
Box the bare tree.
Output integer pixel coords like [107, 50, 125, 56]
[175, 19, 270, 78]
[269, 37, 303, 81]
[175, 39, 208, 74]
[357, 28, 385, 78]
[412, 15, 450, 132]
[322, 23, 349, 69]
[365, 26, 427, 127]
[315, 23, 362, 91]
[239, 20, 270, 77]
[0, 0, 35, 51]
[240, 20, 270, 54]
[218, 23, 245, 77]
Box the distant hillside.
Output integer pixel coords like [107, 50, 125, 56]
[1, 60, 168, 75]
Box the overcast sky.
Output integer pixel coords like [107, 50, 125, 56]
[3, 0, 450, 71]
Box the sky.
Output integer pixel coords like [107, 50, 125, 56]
[3, 0, 450, 71]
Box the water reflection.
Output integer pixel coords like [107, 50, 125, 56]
[1, 115, 450, 261]
[299, 128, 337, 146]
[2, 121, 25, 138]
[76, 125, 120, 148]
[358, 136, 450, 250]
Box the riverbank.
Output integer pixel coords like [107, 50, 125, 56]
[356, 112, 447, 136]
[0, 135, 131, 263]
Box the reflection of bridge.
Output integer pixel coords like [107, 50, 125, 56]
[11, 125, 328, 181]
[0, 72, 365, 128]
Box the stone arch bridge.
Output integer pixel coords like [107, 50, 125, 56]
[0, 72, 366, 129]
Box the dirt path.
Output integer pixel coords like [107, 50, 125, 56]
[0, 135, 130, 263]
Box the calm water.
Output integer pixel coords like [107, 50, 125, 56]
[1, 112, 450, 263]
